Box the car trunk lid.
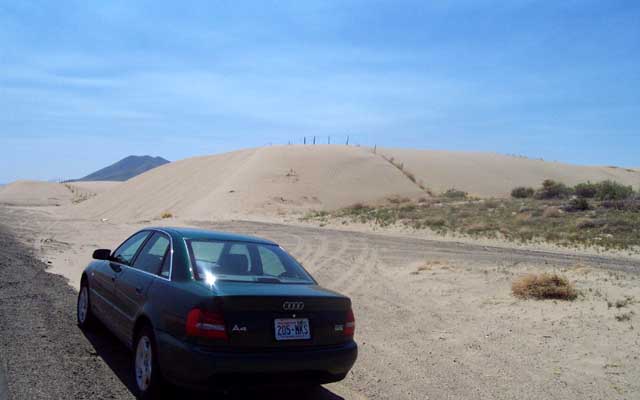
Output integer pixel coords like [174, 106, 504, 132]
[210, 282, 352, 349]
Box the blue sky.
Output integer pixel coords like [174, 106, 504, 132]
[1, 0, 639, 182]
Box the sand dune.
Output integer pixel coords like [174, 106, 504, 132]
[0, 180, 121, 206]
[377, 148, 640, 197]
[76, 145, 640, 221]
[78, 145, 425, 220]
[0, 181, 74, 206]
[7, 146, 639, 218]
[67, 181, 121, 195]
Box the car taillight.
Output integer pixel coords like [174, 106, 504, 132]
[186, 308, 228, 340]
[344, 308, 355, 337]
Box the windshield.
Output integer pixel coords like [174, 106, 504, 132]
[185, 239, 314, 284]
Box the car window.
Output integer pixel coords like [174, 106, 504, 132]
[159, 249, 171, 278]
[258, 246, 286, 276]
[191, 241, 224, 262]
[186, 239, 314, 284]
[132, 233, 170, 274]
[229, 244, 252, 268]
[112, 231, 150, 265]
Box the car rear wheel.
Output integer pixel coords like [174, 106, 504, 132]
[77, 280, 95, 328]
[134, 325, 163, 399]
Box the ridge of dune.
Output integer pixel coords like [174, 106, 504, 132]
[377, 148, 640, 197]
[0, 180, 74, 206]
[77, 145, 426, 221]
[7, 146, 640, 216]
[76, 145, 640, 221]
[0, 180, 121, 206]
[67, 181, 121, 194]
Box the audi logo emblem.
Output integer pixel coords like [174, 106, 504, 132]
[282, 301, 304, 311]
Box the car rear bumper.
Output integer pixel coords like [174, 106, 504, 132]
[156, 331, 358, 388]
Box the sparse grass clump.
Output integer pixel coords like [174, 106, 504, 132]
[160, 211, 173, 219]
[511, 273, 578, 300]
[611, 296, 636, 309]
[387, 196, 411, 205]
[380, 154, 431, 194]
[615, 311, 634, 322]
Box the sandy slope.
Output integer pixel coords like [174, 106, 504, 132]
[77, 145, 425, 221]
[0, 180, 74, 206]
[68, 181, 121, 194]
[0, 180, 120, 206]
[378, 148, 640, 197]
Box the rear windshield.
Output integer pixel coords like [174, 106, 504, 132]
[185, 239, 314, 284]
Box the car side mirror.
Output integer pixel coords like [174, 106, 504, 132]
[92, 249, 112, 260]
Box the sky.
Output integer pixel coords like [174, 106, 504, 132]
[1, 0, 639, 182]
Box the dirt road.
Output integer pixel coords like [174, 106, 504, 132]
[1, 205, 639, 399]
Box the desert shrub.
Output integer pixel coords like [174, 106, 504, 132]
[564, 197, 590, 212]
[350, 202, 367, 210]
[595, 180, 634, 201]
[160, 211, 173, 219]
[574, 182, 598, 198]
[442, 188, 467, 199]
[535, 179, 572, 199]
[512, 273, 578, 300]
[511, 186, 535, 198]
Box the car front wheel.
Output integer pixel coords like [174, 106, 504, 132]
[77, 280, 95, 328]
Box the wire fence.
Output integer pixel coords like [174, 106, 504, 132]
[282, 135, 378, 151]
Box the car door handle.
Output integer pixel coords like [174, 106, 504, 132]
[135, 286, 143, 294]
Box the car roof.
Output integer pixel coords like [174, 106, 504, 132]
[148, 226, 277, 245]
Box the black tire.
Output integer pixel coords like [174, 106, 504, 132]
[77, 279, 95, 329]
[133, 325, 164, 400]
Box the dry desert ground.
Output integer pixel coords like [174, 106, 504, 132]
[1, 145, 639, 399]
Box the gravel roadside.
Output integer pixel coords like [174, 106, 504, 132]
[0, 220, 351, 400]
[0, 224, 131, 400]
[0, 356, 7, 400]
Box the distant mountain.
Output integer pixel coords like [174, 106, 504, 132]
[74, 155, 170, 182]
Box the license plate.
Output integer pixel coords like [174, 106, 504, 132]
[274, 318, 311, 341]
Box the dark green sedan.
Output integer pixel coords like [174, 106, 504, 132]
[77, 227, 357, 398]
